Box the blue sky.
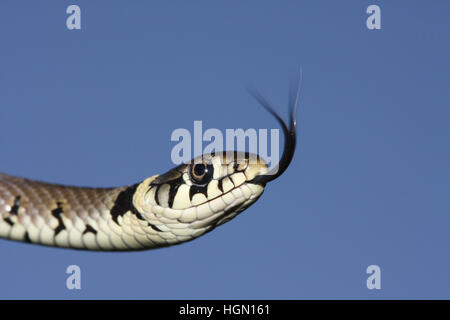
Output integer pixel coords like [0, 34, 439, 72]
[0, 1, 448, 299]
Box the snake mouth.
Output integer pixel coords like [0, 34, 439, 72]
[184, 180, 264, 230]
[247, 79, 299, 185]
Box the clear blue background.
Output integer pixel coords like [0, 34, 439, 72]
[0, 0, 448, 299]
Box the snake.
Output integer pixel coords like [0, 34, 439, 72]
[0, 89, 298, 251]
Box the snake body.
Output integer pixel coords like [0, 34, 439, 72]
[0, 155, 266, 250]
[0, 88, 298, 251]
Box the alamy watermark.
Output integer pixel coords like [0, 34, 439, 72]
[66, 264, 81, 290]
[171, 121, 280, 172]
[366, 5, 381, 30]
[66, 5, 81, 30]
[366, 265, 381, 290]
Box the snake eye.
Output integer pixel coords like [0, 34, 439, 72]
[190, 162, 214, 185]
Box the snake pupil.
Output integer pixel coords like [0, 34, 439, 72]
[194, 164, 206, 176]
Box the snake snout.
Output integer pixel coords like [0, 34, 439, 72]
[241, 155, 269, 183]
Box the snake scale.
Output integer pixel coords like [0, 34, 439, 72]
[0, 88, 298, 251]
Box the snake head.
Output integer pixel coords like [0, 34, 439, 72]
[132, 83, 299, 246]
[132, 152, 269, 242]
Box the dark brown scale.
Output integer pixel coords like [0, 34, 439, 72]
[154, 185, 161, 205]
[4, 217, 13, 226]
[51, 202, 65, 236]
[168, 183, 181, 208]
[109, 184, 138, 224]
[217, 178, 224, 193]
[24, 232, 32, 243]
[189, 184, 208, 201]
[10, 196, 21, 215]
[83, 224, 97, 235]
